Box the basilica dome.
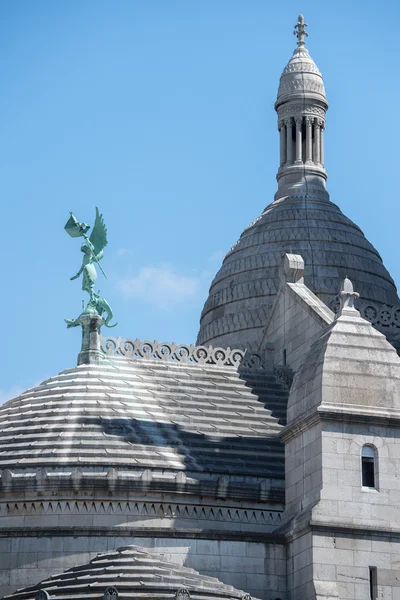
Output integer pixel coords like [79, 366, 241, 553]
[197, 16, 398, 351]
[0, 349, 287, 502]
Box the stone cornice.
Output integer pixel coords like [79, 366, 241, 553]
[310, 521, 400, 539]
[0, 468, 285, 504]
[280, 404, 400, 442]
[318, 406, 400, 427]
[279, 412, 321, 443]
[281, 518, 400, 544]
[0, 524, 286, 544]
[0, 498, 285, 535]
[276, 162, 327, 181]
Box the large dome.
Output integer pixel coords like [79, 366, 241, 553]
[197, 17, 399, 351]
[0, 353, 287, 501]
[197, 194, 398, 350]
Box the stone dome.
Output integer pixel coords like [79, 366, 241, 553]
[3, 545, 257, 600]
[197, 195, 398, 350]
[197, 18, 399, 352]
[276, 45, 326, 106]
[0, 351, 287, 502]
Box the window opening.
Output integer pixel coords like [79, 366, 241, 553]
[369, 567, 377, 600]
[362, 446, 376, 488]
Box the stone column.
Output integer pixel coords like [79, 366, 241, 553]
[279, 120, 286, 167]
[285, 118, 293, 165]
[77, 313, 105, 366]
[320, 122, 325, 166]
[313, 118, 321, 164]
[305, 117, 313, 164]
[294, 117, 303, 164]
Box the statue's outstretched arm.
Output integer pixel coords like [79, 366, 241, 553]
[70, 264, 84, 281]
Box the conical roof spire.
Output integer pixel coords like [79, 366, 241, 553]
[293, 14, 308, 47]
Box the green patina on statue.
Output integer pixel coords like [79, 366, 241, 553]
[64, 207, 117, 328]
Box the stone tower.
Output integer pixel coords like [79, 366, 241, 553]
[281, 278, 400, 599]
[197, 16, 399, 352]
[275, 14, 328, 203]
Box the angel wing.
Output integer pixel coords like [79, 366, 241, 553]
[89, 207, 108, 256]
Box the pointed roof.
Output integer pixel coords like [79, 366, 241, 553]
[285, 278, 400, 428]
[3, 545, 258, 600]
[276, 14, 327, 107]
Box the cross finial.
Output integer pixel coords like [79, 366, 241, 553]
[293, 14, 308, 47]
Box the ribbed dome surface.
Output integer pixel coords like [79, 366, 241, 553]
[0, 356, 287, 500]
[197, 195, 399, 350]
[276, 46, 326, 104]
[4, 545, 256, 600]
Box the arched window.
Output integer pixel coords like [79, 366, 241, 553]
[362, 445, 377, 489]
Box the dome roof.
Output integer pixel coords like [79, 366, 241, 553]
[197, 16, 399, 352]
[197, 194, 399, 351]
[3, 545, 257, 600]
[0, 351, 287, 502]
[276, 45, 326, 106]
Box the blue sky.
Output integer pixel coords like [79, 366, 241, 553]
[1, 0, 399, 402]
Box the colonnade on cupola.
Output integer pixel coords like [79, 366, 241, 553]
[278, 114, 325, 168]
[274, 15, 329, 201]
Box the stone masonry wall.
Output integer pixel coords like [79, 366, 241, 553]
[285, 422, 323, 514]
[285, 421, 400, 600]
[313, 421, 400, 528]
[286, 531, 314, 600]
[313, 533, 400, 600]
[0, 536, 286, 600]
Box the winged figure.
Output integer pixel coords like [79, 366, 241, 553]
[65, 207, 116, 328]
[69, 207, 108, 301]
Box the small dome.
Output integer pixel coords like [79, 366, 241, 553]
[276, 14, 327, 108]
[3, 545, 257, 600]
[276, 46, 327, 106]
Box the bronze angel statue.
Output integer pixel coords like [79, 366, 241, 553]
[64, 207, 116, 327]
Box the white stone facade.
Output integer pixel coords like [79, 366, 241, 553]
[3, 15, 400, 600]
[0, 536, 286, 599]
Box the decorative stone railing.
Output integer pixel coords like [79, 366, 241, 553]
[101, 337, 246, 367]
[361, 302, 400, 328]
[273, 364, 294, 389]
[101, 338, 294, 385]
[101, 337, 275, 370]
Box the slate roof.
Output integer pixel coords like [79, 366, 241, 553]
[3, 545, 258, 600]
[0, 355, 288, 502]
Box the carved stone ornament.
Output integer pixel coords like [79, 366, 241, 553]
[337, 277, 360, 316]
[35, 591, 50, 600]
[293, 14, 308, 47]
[277, 103, 325, 118]
[176, 588, 191, 600]
[103, 587, 118, 600]
[101, 336, 272, 371]
[362, 302, 400, 329]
